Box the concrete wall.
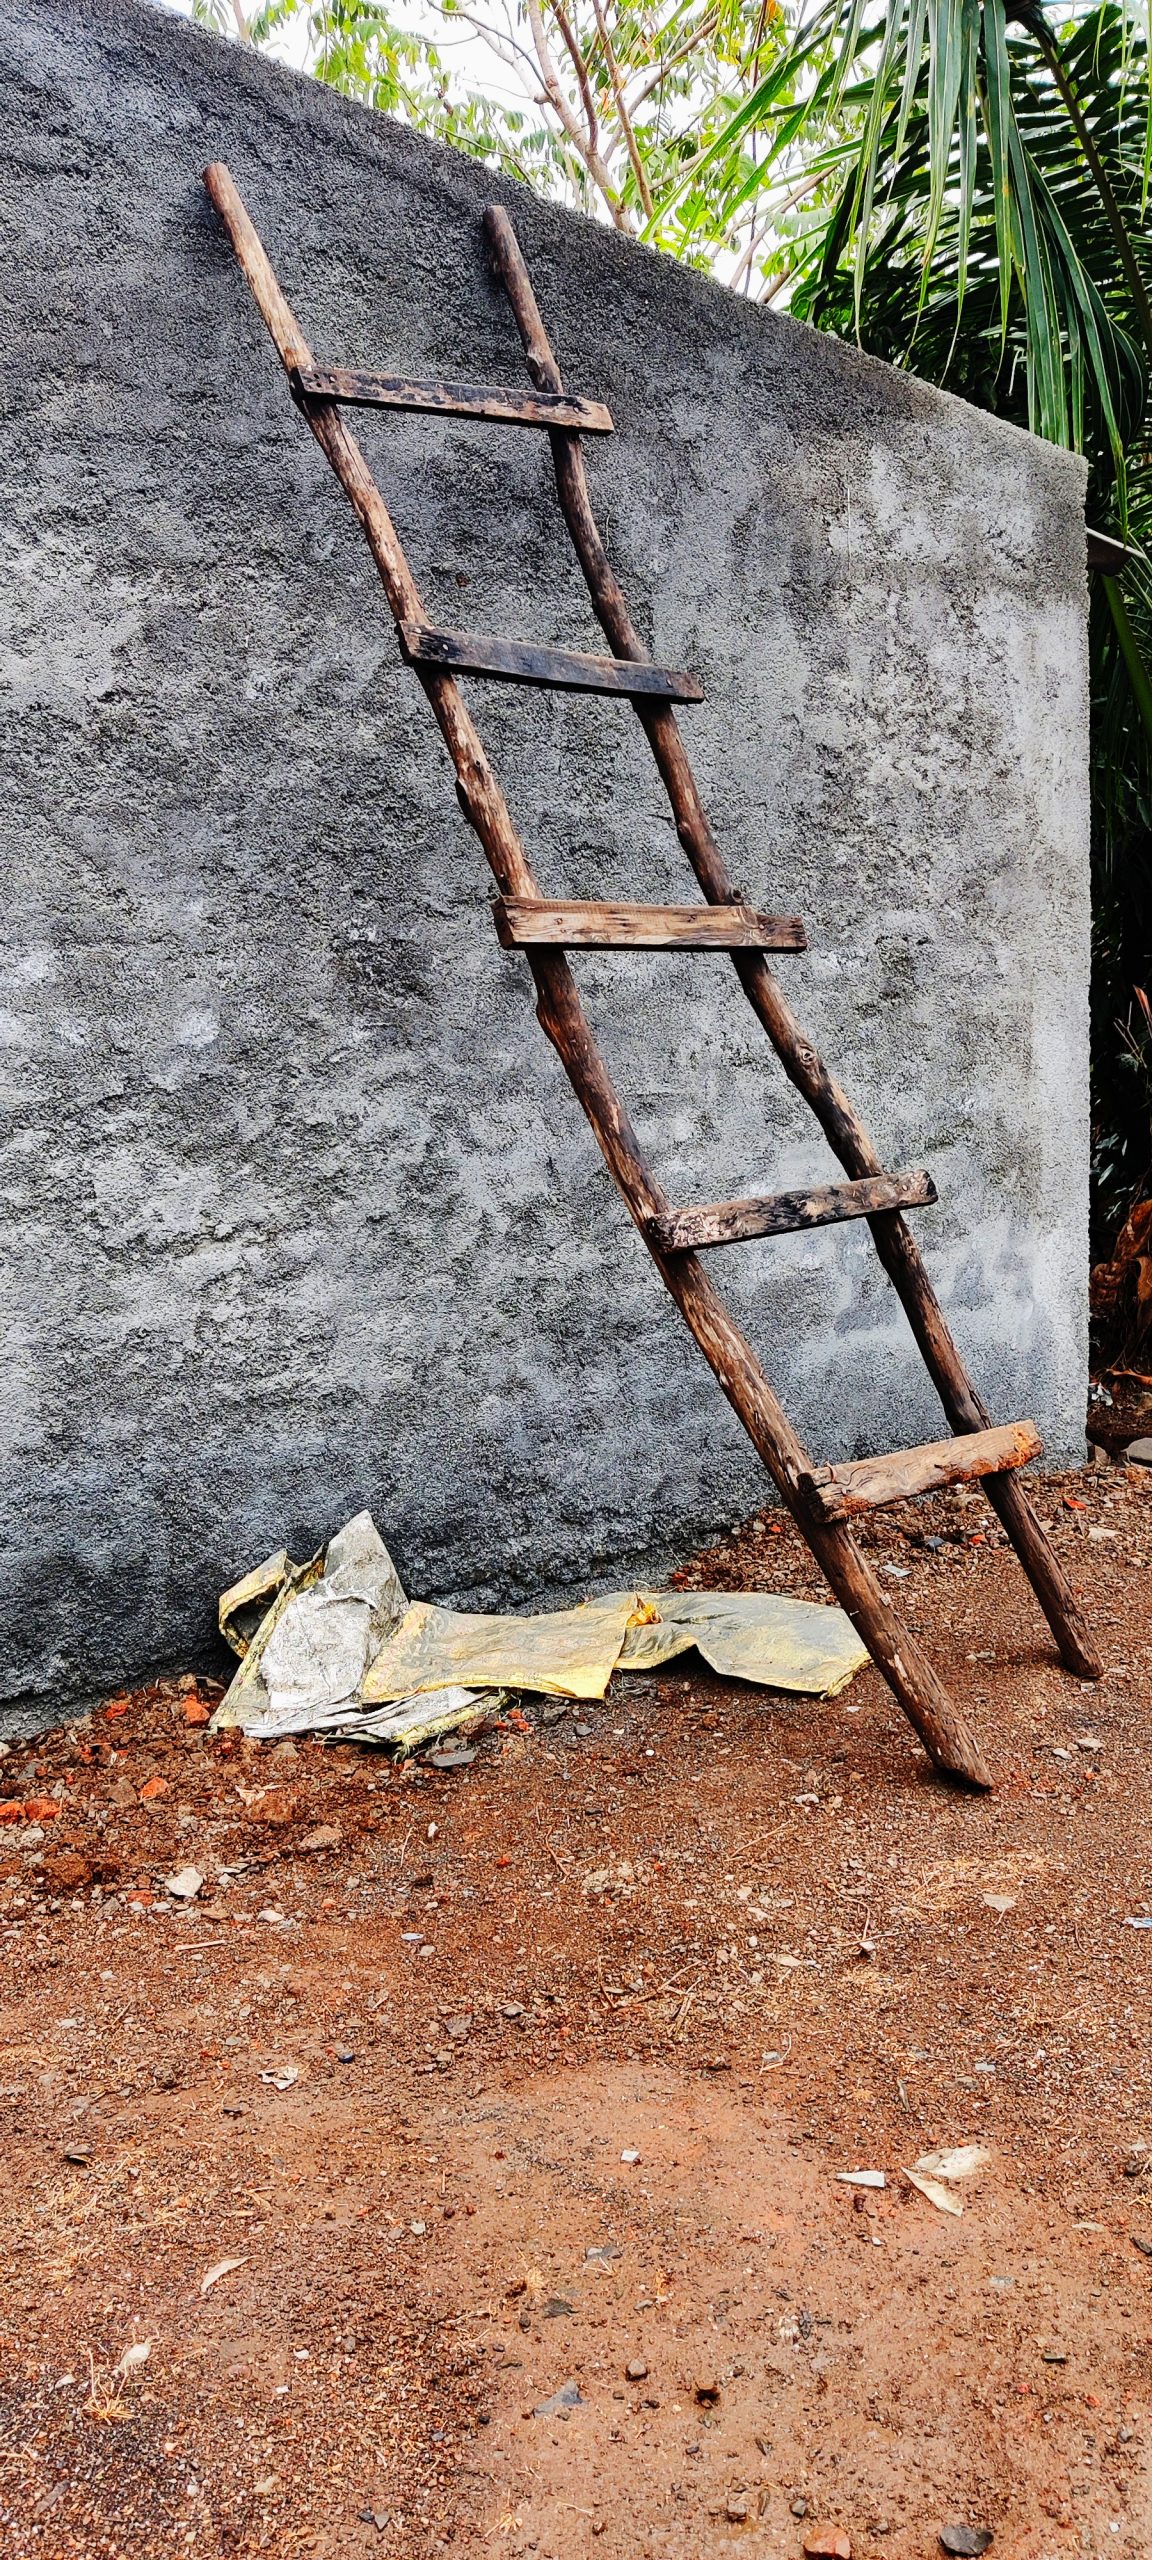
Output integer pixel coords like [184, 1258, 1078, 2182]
[0, 0, 1091, 1725]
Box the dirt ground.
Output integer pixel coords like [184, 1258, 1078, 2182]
[4, 1458, 1152, 2560]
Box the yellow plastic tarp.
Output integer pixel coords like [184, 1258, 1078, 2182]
[361, 1591, 645, 1705]
[616, 1589, 869, 1698]
[360, 1585, 868, 1705]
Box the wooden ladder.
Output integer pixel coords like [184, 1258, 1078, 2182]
[203, 164, 1101, 1790]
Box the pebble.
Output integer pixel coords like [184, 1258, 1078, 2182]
[694, 2373, 720, 2403]
[1123, 1438, 1152, 1464]
[165, 1867, 204, 1901]
[625, 2358, 648, 2381]
[802, 2532, 851, 2559]
[300, 1825, 342, 1853]
[727, 2496, 750, 2525]
[533, 2380, 582, 2418]
[939, 2532, 993, 2558]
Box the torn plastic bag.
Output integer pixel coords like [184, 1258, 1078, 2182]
[214, 1512, 408, 1732]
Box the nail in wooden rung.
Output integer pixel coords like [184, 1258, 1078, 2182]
[803, 1420, 1042, 1520]
[291, 362, 614, 435]
[400, 622, 703, 702]
[648, 1167, 936, 1252]
[494, 897, 806, 952]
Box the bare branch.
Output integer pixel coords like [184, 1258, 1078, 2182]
[589, 0, 655, 219]
[524, 0, 629, 224]
[429, 1, 540, 80]
[550, 0, 601, 159]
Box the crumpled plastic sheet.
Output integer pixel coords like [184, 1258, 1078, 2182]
[361, 1591, 646, 1706]
[212, 1511, 868, 1740]
[615, 1588, 868, 1697]
[215, 1513, 408, 1735]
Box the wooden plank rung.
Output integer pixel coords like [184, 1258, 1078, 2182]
[400, 622, 703, 702]
[803, 1421, 1043, 1520]
[494, 897, 806, 953]
[291, 362, 613, 434]
[649, 1167, 935, 1252]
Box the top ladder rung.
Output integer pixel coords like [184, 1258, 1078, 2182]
[291, 362, 614, 435]
[648, 1167, 936, 1253]
[400, 622, 703, 702]
[803, 1420, 1042, 1520]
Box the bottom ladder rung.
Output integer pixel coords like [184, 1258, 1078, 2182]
[804, 1420, 1042, 1520]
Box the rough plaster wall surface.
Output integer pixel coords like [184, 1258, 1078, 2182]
[0, 0, 1090, 1719]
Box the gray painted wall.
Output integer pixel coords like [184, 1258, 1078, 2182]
[0, 0, 1091, 1724]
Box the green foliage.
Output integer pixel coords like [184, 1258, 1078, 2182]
[190, 0, 803, 285]
[719, 0, 1152, 1244]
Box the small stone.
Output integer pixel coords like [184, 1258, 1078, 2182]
[1123, 1437, 1152, 1464]
[939, 2532, 993, 2558]
[802, 2533, 851, 2559]
[694, 2374, 720, 2403]
[533, 2380, 583, 2418]
[791, 2502, 808, 2520]
[442, 2015, 471, 2040]
[300, 1825, 342, 1853]
[335, 2046, 356, 2064]
[620, 2148, 641, 2164]
[164, 1866, 204, 1901]
[727, 2497, 750, 2525]
[625, 2358, 648, 2381]
[63, 2144, 91, 2166]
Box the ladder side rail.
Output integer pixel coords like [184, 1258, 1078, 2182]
[485, 203, 1101, 1685]
[202, 163, 993, 1787]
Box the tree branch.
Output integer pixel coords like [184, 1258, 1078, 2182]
[589, 0, 655, 219]
[524, 0, 629, 224]
[549, 0, 601, 160]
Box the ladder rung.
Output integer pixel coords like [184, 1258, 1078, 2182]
[493, 897, 806, 953]
[291, 362, 614, 435]
[803, 1421, 1042, 1520]
[648, 1168, 935, 1252]
[400, 622, 703, 702]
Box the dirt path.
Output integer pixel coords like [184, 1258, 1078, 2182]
[2, 1465, 1152, 2558]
